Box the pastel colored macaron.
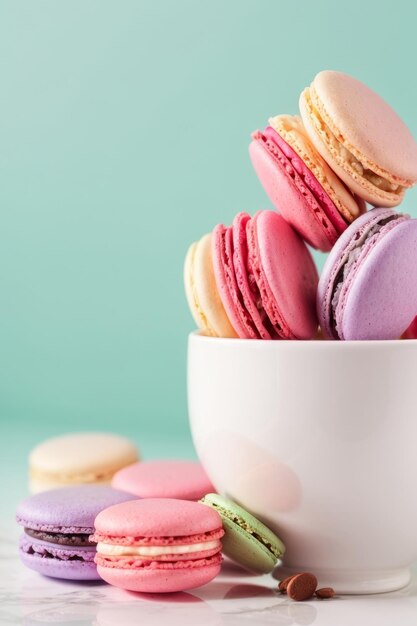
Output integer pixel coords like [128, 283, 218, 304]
[300, 70, 417, 207]
[200, 494, 285, 574]
[92, 498, 224, 592]
[211, 210, 318, 339]
[250, 114, 364, 251]
[29, 432, 139, 493]
[403, 316, 417, 339]
[317, 208, 417, 340]
[184, 233, 237, 338]
[16, 486, 137, 580]
[112, 460, 215, 500]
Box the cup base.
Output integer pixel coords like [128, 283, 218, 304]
[273, 564, 411, 595]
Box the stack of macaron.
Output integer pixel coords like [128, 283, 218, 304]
[184, 70, 417, 341]
[19, 432, 291, 594]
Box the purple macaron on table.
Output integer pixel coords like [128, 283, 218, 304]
[16, 486, 137, 580]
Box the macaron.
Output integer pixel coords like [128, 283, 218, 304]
[317, 208, 417, 340]
[200, 494, 285, 574]
[403, 316, 417, 339]
[29, 432, 139, 493]
[92, 498, 224, 592]
[184, 233, 237, 338]
[16, 486, 137, 580]
[211, 210, 318, 339]
[250, 114, 364, 251]
[300, 70, 417, 207]
[112, 460, 215, 500]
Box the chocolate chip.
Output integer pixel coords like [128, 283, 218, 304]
[287, 572, 317, 601]
[278, 574, 298, 593]
[315, 587, 335, 599]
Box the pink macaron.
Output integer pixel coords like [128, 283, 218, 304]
[212, 210, 318, 339]
[249, 115, 364, 251]
[112, 460, 215, 501]
[403, 317, 417, 339]
[92, 498, 224, 593]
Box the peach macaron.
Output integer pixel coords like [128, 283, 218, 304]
[300, 70, 417, 207]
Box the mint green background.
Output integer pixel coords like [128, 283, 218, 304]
[1, 0, 417, 466]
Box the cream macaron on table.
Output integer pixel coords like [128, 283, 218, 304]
[28, 432, 139, 493]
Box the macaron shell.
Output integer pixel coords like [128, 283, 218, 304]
[111, 460, 215, 500]
[29, 432, 139, 491]
[19, 534, 99, 580]
[29, 475, 112, 495]
[19, 548, 100, 580]
[16, 486, 137, 533]
[249, 131, 337, 251]
[212, 224, 256, 338]
[232, 212, 273, 339]
[184, 242, 206, 330]
[93, 528, 223, 547]
[94, 498, 222, 538]
[312, 71, 417, 185]
[184, 234, 237, 338]
[268, 114, 362, 223]
[251, 211, 319, 339]
[340, 218, 417, 340]
[97, 560, 221, 593]
[20, 534, 96, 560]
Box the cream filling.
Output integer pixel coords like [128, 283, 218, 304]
[97, 539, 220, 557]
[305, 89, 406, 195]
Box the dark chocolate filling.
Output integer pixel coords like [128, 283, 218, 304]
[25, 528, 96, 547]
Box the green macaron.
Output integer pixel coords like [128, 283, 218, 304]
[199, 493, 285, 574]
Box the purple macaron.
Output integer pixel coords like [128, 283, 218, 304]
[16, 485, 137, 580]
[318, 208, 417, 340]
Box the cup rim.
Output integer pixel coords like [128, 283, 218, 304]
[188, 330, 417, 349]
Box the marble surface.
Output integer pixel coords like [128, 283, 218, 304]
[2, 521, 417, 626]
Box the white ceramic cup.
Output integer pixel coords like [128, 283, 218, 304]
[188, 332, 417, 594]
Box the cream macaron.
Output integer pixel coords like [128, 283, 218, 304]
[300, 70, 417, 207]
[29, 432, 139, 493]
[184, 233, 237, 338]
